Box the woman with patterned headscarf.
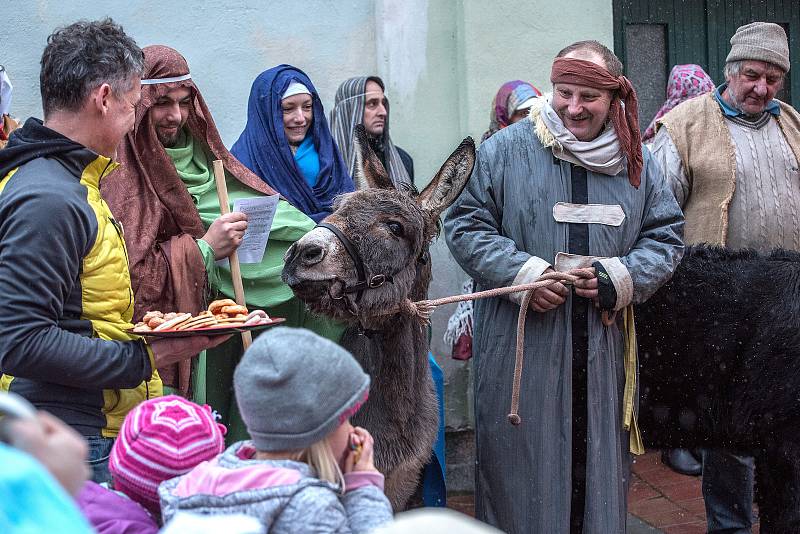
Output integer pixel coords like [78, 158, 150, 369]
[481, 80, 542, 142]
[231, 65, 353, 222]
[642, 64, 715, 144]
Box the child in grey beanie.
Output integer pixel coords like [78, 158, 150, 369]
[159, 327, 393, 533]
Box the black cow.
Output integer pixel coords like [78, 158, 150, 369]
[636, 245, 800, 532]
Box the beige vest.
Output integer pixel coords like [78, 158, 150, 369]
[657, 92, 800, 245]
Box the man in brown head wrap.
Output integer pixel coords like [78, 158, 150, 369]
[102, 46, 343, 409]
[444, 41, 684, 532]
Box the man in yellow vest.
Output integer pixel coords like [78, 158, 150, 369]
[652, 22, 800, 534]
[0, 19, 225, 485]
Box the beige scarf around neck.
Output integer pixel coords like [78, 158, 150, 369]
[531, 95, 626, 176]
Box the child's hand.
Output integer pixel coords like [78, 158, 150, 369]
[343, 426, 378, 473]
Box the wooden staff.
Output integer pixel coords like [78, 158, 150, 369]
[213, 160, 252, 350]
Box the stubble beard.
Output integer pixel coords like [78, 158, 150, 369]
[366, 123, 384, 138]
[725, 87, 765, 118]
[157, 129, 181, 148]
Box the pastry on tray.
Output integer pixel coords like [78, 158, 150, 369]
[132, 301, 271, 333]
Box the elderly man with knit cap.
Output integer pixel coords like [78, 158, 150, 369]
[445, 40, 683, 533]
[651, 22, 800, 533]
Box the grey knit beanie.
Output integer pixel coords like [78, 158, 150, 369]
[234, 327, 370, 452]
[726, 22, 790, 73]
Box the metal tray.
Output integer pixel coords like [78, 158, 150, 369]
[127, 318, 285, 338]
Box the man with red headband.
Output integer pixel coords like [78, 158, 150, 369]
[445, 40, 684, 532]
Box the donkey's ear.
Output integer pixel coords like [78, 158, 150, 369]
[416, 137, 475, 218]
[352, 124, 394, 190]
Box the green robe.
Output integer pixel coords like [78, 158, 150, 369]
[165, 130, 344, 440]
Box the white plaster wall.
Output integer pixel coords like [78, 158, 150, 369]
[1, 0, 614, 429]
[1, 0, 379, 145]
[458, 0, 615, 142]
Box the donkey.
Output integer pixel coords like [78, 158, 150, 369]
[636, 245, 800, 531]
[282, 125, 475, 510]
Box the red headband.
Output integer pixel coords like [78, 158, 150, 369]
[550, 57, 642, 188]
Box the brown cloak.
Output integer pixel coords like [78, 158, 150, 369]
[101, 45, 278, 392]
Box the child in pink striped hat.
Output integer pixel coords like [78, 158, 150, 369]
[78, 395, 226, 531]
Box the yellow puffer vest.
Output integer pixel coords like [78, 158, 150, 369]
[0, 135, 161, 437]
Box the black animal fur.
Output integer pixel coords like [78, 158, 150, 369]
[636, 245, 800, 532]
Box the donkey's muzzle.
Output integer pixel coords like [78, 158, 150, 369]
[297, 243, 326, 266]
[282, 241, 328, 290]
[284, 241, 325, 268]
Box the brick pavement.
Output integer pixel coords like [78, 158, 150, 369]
[446, 449, 761, 533]
[630, 450, 759, 533]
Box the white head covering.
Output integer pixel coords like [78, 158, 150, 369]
[0, 66, 13, 116]
[282, 81, 311, 100]
[372, 509, 503, 534]
[516, 97, 537, 111]
[140, 73, 192, 85]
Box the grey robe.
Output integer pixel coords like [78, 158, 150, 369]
[443, 120, 684, 533]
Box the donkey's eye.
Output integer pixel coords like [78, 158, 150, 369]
[387, 221, 404, 237]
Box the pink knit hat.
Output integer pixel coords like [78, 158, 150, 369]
[109, 395, 226, 516]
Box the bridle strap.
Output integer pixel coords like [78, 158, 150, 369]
[316, 222, 366, 287]
[315, 222, 393, 303]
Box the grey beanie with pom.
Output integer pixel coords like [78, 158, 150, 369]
[234, 327, 370, 451]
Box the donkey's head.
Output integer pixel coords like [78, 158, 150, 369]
[282, 125, 475, 324]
